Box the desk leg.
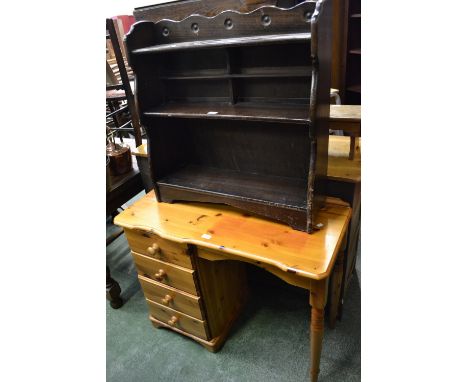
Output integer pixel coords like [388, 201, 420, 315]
[106, 266, 123, 309]
[310, 279, 328, 382]
[328, 250, 345, 329]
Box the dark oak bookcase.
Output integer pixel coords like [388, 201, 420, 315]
[126, 0, 331, 232]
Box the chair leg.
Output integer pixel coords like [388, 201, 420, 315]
[106, 266, 123, 309]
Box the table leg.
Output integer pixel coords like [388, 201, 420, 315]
[310, 279, 328, 382]
[328, 250, 344, 329]
[106, 266, 123, 309]
[348, 135, 360, 160]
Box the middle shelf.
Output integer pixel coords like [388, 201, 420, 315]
[144, 101, 311, 124]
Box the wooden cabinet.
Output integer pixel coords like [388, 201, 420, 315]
[125, 1, 332, 232]
[123, 226, 248, 351]
[341, 0, 361, 104]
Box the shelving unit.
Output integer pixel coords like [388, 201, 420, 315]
[341, 0, 361, 104]
[125, 1, 332, 232]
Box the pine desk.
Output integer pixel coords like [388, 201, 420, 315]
[114, 191, 351, 381]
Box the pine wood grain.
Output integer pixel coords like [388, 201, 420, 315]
[147, 299, 209, 340]
[132, 252, 198, 294]
[125, 228, 194, 269]
[195, 258, 248, 338]
[138, 276, 203, 320]
[115, 191, 351, 280]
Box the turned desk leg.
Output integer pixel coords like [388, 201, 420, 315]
[106, 266, 123, 309]
[310, 279, 328, 382]
[328, 250, 345, 329]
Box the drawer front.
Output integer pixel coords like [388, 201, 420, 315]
[139, 275, 203, 320]
[147, 299, 209, 340]
[133, 252, 198, 295]
[125, 228, 193, 269]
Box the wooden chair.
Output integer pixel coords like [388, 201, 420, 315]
[106, 18, 142, 146]
[106, 18, 146, 309]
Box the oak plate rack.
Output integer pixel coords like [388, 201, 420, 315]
[125, 0, 332, 232]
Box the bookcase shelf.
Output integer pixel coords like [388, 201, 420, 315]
[131, 33, 311, 55]
[144, 102, 310, 124]
[126, 1, 331, 232]
[158, 165, 307, 210]
[160, 70, 311, 80]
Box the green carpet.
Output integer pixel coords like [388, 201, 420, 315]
[106, 194, 360, 382]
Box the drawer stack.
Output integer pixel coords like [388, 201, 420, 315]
[123, 227, 248, 351]
[126, 229, 210, 340]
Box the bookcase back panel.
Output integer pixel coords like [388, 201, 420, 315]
[161, 49, 228, 76]
[231, 43, 311, 73]
[146, 118, 310, 180]
[145, 119, 192, 178]
[186, 120, 311, 179]
[236, 77, 311, 103]
[164, 79, 231, 102]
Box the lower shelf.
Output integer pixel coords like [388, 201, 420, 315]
[157, 165, 310, 231]
[158, 165, 306, 209]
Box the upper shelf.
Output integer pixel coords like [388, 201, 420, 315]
[131, 32, 311, 55]
[144, 101, 311, 124]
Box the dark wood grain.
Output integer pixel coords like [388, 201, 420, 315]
[159, 164, 307, 209]
[106, 156, 144, 216]
[144, 101, 310, 123]
[125, 1, 331, 232]
[106, 18, 142, 146]
[106, 266, 123, 309]
[132, 33, 311, 54]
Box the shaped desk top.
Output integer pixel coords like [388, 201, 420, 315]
[115, 191, 351, 281]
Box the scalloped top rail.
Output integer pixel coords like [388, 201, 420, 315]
[125, 1, 321, 54]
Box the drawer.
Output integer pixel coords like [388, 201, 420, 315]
[125, 228, 193, 269]
[147, 299, 209, 340]
[133, 252, 198, 295]
[139, 275, 203, 320]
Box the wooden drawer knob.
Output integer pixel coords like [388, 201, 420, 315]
[147, 243, 160, 255]
[161, 294, 173, 305]
[168, 316, 178, 326]
[154, 269, 166, 281]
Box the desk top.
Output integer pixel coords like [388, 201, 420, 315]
[115, 191, 351, 280]
[329, 105, 361, 122]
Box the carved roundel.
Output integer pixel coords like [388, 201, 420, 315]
[261, 15, 271, 26]
[191, 23, 199, 33]
[224, 18, 233, 30]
